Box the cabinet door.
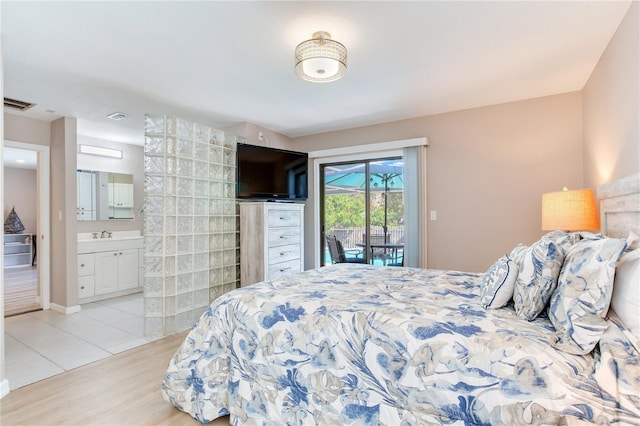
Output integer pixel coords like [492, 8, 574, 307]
[108, 182, 115, 207]
[118, 249, 139, 290]
[77, 171, 96, 219]
[94, 251, 119, 295]
[118, 184, 134, 208]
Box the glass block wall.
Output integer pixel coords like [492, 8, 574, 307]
[143, 115, 242, 337]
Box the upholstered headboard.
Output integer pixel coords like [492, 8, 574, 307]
[597, 173, 640, 247]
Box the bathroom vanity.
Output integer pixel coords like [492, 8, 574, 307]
[77, 231, 143, 302]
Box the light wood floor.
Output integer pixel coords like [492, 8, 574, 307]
[1, 331, 231, 426]
[4, 265, 40, 317]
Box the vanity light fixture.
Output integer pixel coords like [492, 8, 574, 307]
[295, 31, 347, 83]
[78, 144, 123, 159]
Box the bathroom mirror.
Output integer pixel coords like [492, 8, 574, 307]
[77, 170, 135, 220]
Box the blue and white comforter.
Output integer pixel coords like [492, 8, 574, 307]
[162, 264, 640, 425]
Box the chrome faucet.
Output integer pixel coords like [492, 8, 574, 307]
[101, 230, 108, 239]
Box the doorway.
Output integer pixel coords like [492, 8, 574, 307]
[321, 158, 404, 266]
[3, 141, 50, 316]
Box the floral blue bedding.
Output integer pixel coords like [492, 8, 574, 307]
[162, 264, 640, 425]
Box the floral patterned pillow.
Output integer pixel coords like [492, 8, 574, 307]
[509, 243, 528, 266]
[541, 230, 582, 255]
[513, 239, 564, 321]
[549, 236, 627, 354]
[480, 255, 518, 309]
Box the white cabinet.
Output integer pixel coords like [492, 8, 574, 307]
[108, 183, 134, 208]
[240, 202, 304, 287]
[77, 253, 95, 298]
[77, 237, 143, 301]
[4, 233, 33, 268]
[108, 183, 134, 219]
[94, 249, 138, 295]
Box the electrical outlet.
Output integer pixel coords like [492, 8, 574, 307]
[430, 211, 437, 221]
[258, 132, 264, 142]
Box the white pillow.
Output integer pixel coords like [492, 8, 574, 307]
[480, 255, 518, 309]
[625, 231, 639, 250]
[611, 248, 640, 339]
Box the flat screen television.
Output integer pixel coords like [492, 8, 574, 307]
[236, 144, 308, 201]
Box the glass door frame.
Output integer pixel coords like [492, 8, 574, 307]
[320, 156, 402, 266]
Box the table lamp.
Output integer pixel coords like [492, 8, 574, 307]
[541, 187, 600, 231]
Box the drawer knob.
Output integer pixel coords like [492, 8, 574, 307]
[280, 251, 291, 256]
[81, 286, 85, 289]
[280, 267, 292, 272]
[279, 216, 291, 221]
[80, 264, 85, 267]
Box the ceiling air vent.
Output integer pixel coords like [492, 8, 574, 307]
[4, 97, 36, 111]
[106, 112, 127, 120]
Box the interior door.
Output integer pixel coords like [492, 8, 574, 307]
[3, 142, 51, 316]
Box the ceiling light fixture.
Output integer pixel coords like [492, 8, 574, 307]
[295, 31, 347, 83]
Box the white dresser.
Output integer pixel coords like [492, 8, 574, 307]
[240, 202, 305, 287]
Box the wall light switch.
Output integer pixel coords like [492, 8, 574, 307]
[430, 211, 437, 221]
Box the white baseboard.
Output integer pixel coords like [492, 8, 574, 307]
[50, 303, 81, 315]
[0, 378, 10, 398]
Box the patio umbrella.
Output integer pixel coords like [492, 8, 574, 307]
[324, 159, 403, 241]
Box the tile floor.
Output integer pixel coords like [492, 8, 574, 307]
[4, 292, 156, 390]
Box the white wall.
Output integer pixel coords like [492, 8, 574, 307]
[293, 92, 584, 272]
[583, 1, 639, 189]
[1, 29, 11, 399]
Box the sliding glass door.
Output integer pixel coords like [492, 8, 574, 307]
[321, 158, 404, 266]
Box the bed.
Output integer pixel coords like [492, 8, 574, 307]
[163, 174, 640, 425]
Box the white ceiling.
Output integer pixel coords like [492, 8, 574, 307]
[3, 147, 37, 170]
[1, 1, 631, 146]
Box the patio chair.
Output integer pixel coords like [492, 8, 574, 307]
[326, 234, 365, 264]
[387, 235, 404, 266]
[387, 250, 404, 267]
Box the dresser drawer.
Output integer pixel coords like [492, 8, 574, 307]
[268, 228, 301, 247]
[268, 243, 300, 265]
[267, 209, 301, 228]
[78, 254, 95, 277]
[268, 259, 301, 280]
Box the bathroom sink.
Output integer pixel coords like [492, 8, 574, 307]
[77, 234, 143, 254]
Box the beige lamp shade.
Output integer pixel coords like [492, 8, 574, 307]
[541, 188, 599, 231]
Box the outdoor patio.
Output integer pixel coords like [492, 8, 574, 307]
[324, 225, 404, 266]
